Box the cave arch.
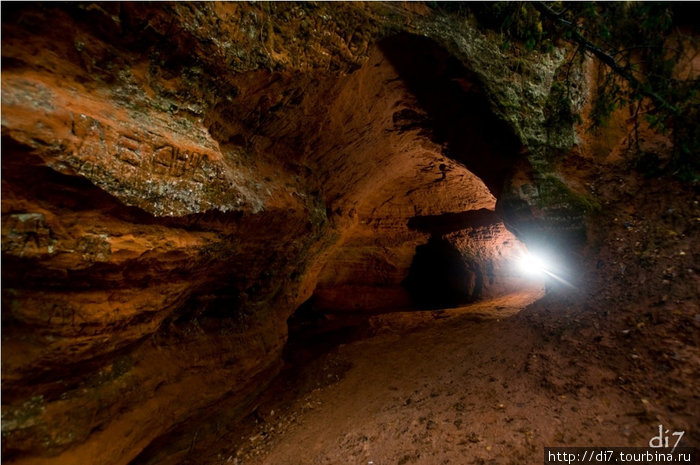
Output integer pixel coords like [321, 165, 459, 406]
[307, 34, 534, 314]
[378, 33, 525, 198]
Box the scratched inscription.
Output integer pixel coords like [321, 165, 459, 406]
[115, 134, 142, 167]
[74, 115, 222, 183]
[152, 144, 206, 179]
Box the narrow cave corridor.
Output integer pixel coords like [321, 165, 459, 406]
[298, 34, 545, 321]
[276, 34, 547, 358]
[2, 3, 698, 465]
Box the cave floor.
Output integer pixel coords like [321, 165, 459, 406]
[197, 287, 695, 465]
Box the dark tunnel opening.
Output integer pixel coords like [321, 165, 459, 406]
[402, 236, 483, 310]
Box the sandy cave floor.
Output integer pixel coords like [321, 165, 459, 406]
[196, 286, 697, 465]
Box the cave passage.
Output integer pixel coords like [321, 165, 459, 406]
[303, 33, 541, 320]
[403, 236, 484, 309]
[0, 11, 551, 465]
[3, 4, 697, 465]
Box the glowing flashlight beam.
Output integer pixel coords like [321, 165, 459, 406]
[516, 251, 575, 288]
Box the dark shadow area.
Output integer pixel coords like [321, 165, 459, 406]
[126, 362, 282, 465]
[284, 297, 366, 366]
[379, 34, 524, 198]
[403, 237, 482, 309]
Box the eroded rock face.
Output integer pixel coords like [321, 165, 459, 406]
[2, 3, 585, 464]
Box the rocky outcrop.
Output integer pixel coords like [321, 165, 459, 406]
[2, 3, 590, 464]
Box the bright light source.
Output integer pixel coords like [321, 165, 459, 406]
[514, 248, 574, 288]
[517, 251, 550, 276]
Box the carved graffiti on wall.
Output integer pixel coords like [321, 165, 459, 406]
[152, 144, 205, 178]
[115, 134, 142, 167]
[74, 115, 223, 183]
